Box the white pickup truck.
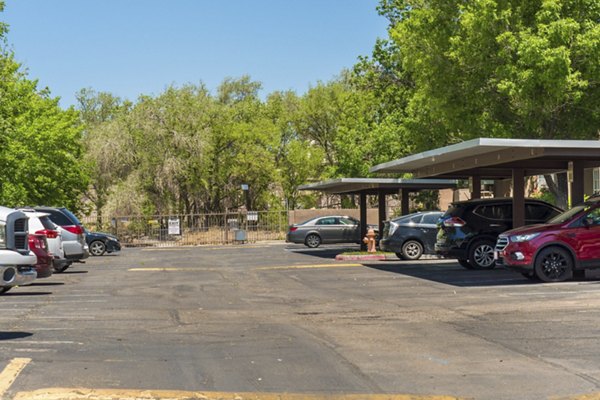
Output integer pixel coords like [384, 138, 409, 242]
[0, 206, 37, 294]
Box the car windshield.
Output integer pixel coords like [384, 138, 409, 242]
[546, 204, 590, 224]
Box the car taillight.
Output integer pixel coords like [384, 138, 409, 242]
[29, 235, 46, 250]
[63, 225, 84, 235]
[442, 217, 466, 227]
[289, 227, 298, 232]
[36, 229, 59, 239]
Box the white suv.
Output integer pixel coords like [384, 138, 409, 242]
[0, 206, 37, 293]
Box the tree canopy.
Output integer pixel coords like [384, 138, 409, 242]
[1, 0, 598, 215]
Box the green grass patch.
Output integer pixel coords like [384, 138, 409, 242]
[341, 251, 394, 255]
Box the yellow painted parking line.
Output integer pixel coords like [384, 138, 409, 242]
[256, 263, 362, 270]
[14, 388, 464, 400]
[0, 358, 31, 398]
[558, 394, 600, 400]
[129, 267, 212, 272]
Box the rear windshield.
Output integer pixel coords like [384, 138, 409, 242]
[39, 216, 57, 230]
[60, 208, 82, 225]
[44, 210, 72, 226]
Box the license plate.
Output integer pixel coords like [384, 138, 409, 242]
[493, 251, 498, 260]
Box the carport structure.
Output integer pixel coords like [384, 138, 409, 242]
[298, 178, 457, 250]
[371, 138, 600, 228]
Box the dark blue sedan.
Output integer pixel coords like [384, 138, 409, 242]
[85, 229, 121, 256]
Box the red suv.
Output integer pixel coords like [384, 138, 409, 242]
[496, 197, 600, 282]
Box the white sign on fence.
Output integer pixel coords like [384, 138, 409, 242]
[247, 211, 258, 221]
[168, 218, 181, 235]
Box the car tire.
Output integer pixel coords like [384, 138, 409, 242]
[458, 259, 474, 269]
[468, 240, 496, 270]
[534, 247, 573, 283]
[305, 234, 321, 248]
[89, 240, 106, 256]
[53, 261, 71, 273]
[400, 240, 423, 260]
[0, 286, 12, 294]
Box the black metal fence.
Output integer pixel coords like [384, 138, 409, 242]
[81, 211, 289, 247]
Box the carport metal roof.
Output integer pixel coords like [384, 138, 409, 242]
[370, 138, 600, 178]
[370, 138, 600, 228]
[297, 178, 458, 194]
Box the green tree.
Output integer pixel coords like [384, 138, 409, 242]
[378, 0, 600, 207]
[0, 42, 88, 208]
[77, 89, 134, 225]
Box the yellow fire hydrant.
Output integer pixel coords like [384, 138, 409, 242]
[363, 228, 377, 253]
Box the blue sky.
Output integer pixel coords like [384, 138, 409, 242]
[2, 0, 388, 108]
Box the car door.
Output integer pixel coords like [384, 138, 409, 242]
[339, 217, 360, 242]
[315, 217, 340, 243]
[420, 212, 443, 253]
[568, 207, 600, 267]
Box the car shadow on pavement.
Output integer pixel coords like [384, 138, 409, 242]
[286, 245, 360, 259]
[29, 282, 65, 287]
[59, 270, 88, 274]
[365, 261, 539, 287]
[0, 331, 33, 340]
[3, 291, 52, 296]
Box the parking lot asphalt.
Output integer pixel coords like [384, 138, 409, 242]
[2, 243, 600, 400]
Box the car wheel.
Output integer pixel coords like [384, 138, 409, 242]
[468, 240, 496, 270]
[53, 261, 71, 273]
[534, 247, 573, 283]
[305, 234, 321, 248]
[400, 240, 423, 260]
[0, 286, 12, 294]
[89, 240, 106, 256]
[458, 259, 474, 269]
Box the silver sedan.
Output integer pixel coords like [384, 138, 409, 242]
[286, 215, 376, 248]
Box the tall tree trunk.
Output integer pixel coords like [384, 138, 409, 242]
[544, 173, 568, 209]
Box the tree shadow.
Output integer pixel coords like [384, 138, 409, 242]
[0, 332, 33, 340]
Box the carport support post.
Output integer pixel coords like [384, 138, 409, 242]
[360, 192, 367, 251]
[571, 160, 585, 206]
[378, 190, 386, 239]
[400, 189, 409, 216]
[471, 176, 481, 199]
[512, 168, 525, 228]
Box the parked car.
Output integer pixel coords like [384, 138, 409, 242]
[436, 198, 562, 270]
[286, 215, 378, 248]
[20, 209, 71, 273]
[496, 196, 600, 282]
[85, 229, 121, 256]
[28, 233, 53, 278]
[33, 207, 89, 264]
[380, 211, 443, 260]
[0, 206, 37, 294]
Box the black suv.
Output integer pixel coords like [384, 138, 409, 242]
[436, 198, 562, 270]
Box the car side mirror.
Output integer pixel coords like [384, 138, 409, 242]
[583, 217, 594, 227]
